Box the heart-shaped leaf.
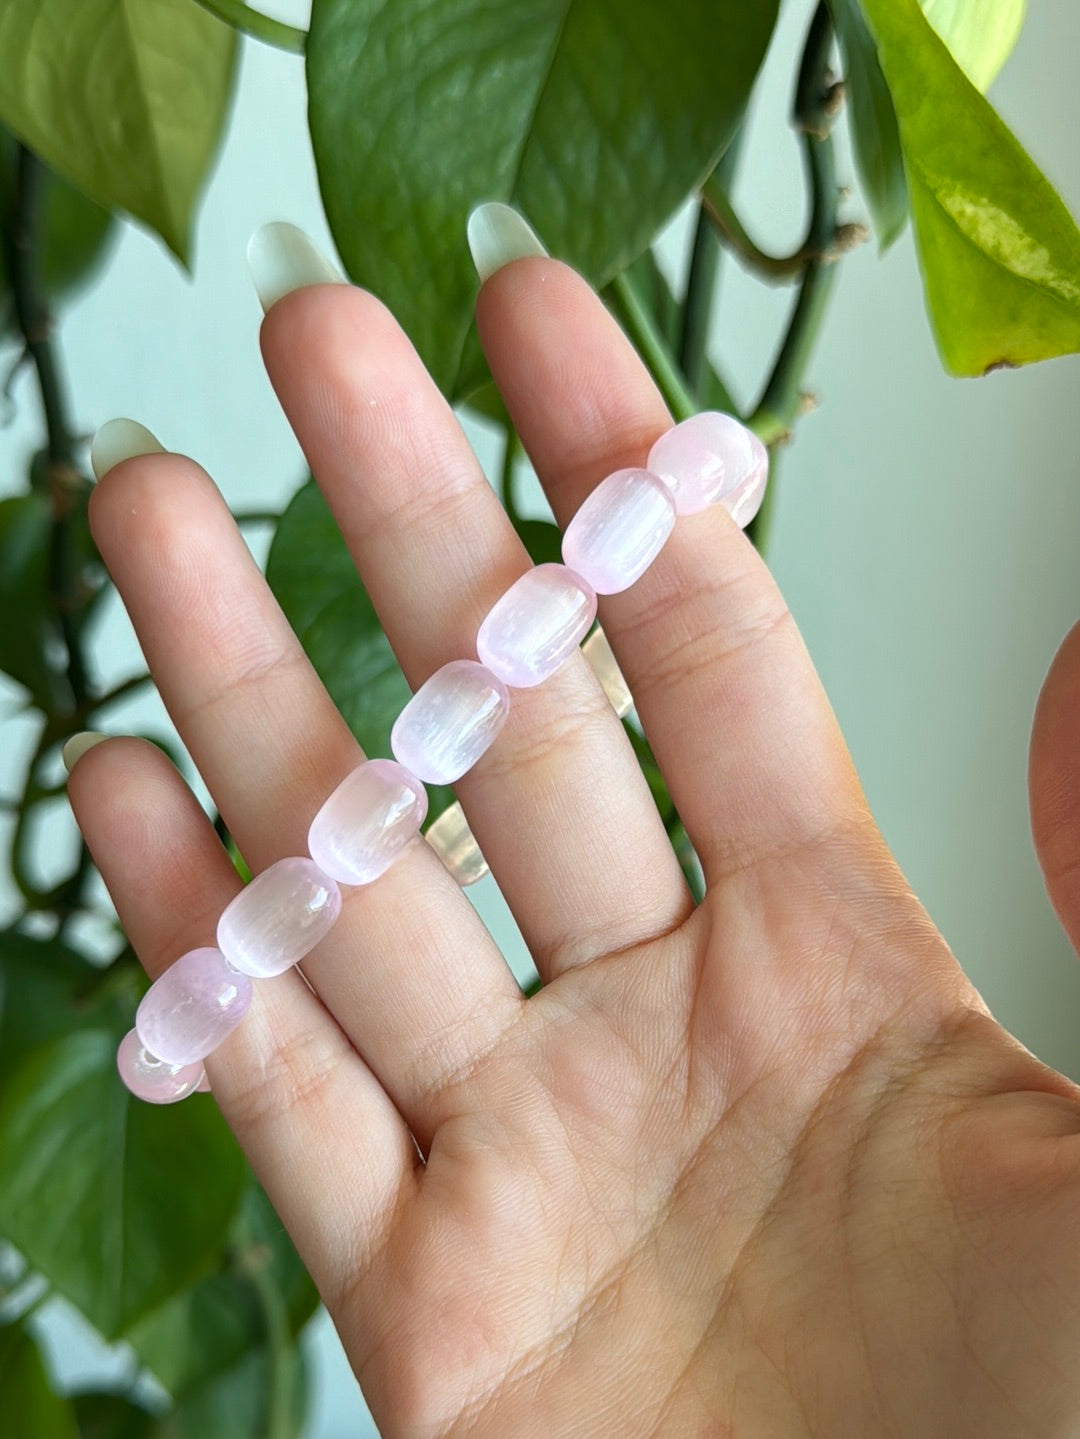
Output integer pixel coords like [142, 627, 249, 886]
[266, 482, 454, 822]
[307, 0, 779, 394]
[128, 1182, 317, 1400]
[859, 0, 1080, 374]
[0, 931, 135, 1089]
[0, 0, 237, 263]
[0, 1030, 246, 1338]
[0, 1321, 75, 1439]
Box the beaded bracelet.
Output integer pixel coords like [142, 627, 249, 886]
[118, 411, 768, 1103]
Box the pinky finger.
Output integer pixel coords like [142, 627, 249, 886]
[66, 736, 417, 1299]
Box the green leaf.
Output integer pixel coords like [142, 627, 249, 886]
[266, 482, 454, 822]
[0, 0, 237, 263]
[829, 0, 908, 247]
[515, 519, 563, 567]
[0, 1031, 246, 1339]
[128, 1181, 317, 1400]
[917, 0, 1025, 92]
[0, 1320, 76, 1439]
[0, 132, 116, 336]
[308, 0, 779, 394]
[859, 0, 1080, 374]
[154, 1344, 309, 1439]
[73, 1391, 156, 1439]
[0, 931, 135, 1089]
[0, 493, 63, 708]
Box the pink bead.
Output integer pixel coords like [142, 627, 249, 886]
[135, 947, 252, 1066]
[477, 564, 597, 688]
[647, 411, 768, 518]
[216, 857, 342, 978]
[117, 1029, 204, 1104]
[728, 432, 769, 529]
[308, 758, 428, 885]
[561, 468, 675, 594]
[391, 659, 510, 784]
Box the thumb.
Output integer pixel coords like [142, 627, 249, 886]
[1030, 620, 1080, 954]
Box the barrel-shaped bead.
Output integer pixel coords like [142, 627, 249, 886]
[217, 857, 342, 978]
[308, 759, 428, 885]
[117, 1029, 205, 1104]
[561, 468, 676, 594]
[647, 411, 768, 519]
[136, 946, 253, 1066]
[391, 660, 510, 784]
[728, 431, 769, 529]
[477, 564, 597, 688]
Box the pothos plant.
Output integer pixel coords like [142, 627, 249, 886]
[0, 0, 1077, 1434]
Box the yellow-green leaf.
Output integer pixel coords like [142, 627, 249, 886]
[918, 0, 1025, 91]
[860, 0, 1080, 374]
[0, 0, 237, 263]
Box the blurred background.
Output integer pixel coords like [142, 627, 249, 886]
[1, 0, 1077, 1433]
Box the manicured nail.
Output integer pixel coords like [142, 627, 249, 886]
[467, 202, 547, 282]
[90, 419, 164, 481]
[63, 731, 109, 774]
[247, 222, 343, 313]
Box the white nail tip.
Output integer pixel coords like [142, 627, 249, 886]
[90, 419, 163, 480]
[62, 731, 108, 774]
[467, 203, 547, 282]
[247, 222, 343, 313]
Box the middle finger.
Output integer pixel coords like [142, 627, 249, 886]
[257, 268, 691, 976]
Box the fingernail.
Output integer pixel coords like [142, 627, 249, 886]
[90, 419, 164, 481]
[247, 222, 343, 313]
[467, 202, 547, 282]
[63, 731, 109, 774]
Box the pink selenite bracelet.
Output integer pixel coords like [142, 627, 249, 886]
[117, 411, 766, 1103]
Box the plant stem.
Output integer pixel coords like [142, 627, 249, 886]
[0, 150, 75, 466]
[235, 1237, 296, 1439]
[191, 0, 306, 53]
[746, 1, 841, 551]
[607, 272, 697, 422]
[1, 145, 96, 912]
[500, 427, 523, 528]
[679, 201, 722, 392]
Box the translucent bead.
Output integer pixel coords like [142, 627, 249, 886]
[728, 431, 769, 529]
[117, 1029, 204, 1104]
[136, 947, 253, 1066]
[647, 411, 768, 519]
[561, 468, 675, 594]
[477, 564, 597, 688]
[217, 857, 342, 978]
[391, 659, 510, 784]
[308, 758, 428, 885]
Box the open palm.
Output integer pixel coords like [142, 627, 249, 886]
[69, 243, 1080, 1437]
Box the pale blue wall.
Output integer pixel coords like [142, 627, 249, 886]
[1, 1, 1078, 1434]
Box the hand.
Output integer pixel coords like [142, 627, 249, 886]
[68, 234, 1080, 1438]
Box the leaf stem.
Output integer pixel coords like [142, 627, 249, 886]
[607, 271, 697, 422]
[81, 671, 151, 722]
[191, 0, 306, 53]
[702, 175, 816, 282]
